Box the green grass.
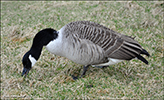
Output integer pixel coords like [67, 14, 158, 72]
[1, 1, 163, 99]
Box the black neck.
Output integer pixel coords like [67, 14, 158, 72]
[27, 28, 58, 60]
[29, 45, 43, 60]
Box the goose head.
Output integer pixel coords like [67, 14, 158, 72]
[21, 28, 58, 77]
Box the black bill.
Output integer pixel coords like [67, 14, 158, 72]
[21, 68, 30, 77]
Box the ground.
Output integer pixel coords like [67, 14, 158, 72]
[1, 1, 163, 99]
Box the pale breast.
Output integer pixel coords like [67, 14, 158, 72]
[45, 28, 64, 57]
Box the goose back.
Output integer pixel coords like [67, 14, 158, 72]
[62, 21, 143, 62]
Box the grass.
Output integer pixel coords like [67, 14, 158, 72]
[1, 1, 163, 99]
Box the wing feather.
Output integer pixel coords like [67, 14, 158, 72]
[63, 21, 149, 61]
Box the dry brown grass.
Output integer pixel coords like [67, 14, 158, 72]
[1, 1, 163, 99]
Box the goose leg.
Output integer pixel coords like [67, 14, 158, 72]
[81, 65, 90, 78]
[72, 65, 90, 80]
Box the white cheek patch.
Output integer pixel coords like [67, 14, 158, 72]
[29, 55, 37, 67]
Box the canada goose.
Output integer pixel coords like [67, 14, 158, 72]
[22, 21, 150, 79]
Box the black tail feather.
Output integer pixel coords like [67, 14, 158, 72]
[141, 49, 150, 57]
[137, 55, 149, 65]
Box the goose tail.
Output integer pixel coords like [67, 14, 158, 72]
[137, 49, 150, 65]
[141, 49, 150, 57]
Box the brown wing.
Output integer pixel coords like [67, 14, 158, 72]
[64, 21, 148, 61]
